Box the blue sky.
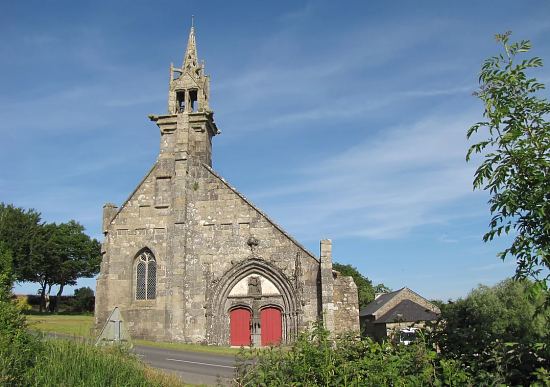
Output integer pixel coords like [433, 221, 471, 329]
[2, 1, 549, 299]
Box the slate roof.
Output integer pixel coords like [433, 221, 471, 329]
[359, 288, 405, 317]
[375, 299, 439, 324]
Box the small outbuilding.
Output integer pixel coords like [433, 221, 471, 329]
[360, 287, 440, 342]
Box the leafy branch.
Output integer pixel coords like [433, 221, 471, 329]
[467, 31, 550, 299]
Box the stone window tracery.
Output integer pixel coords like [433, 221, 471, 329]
[135, 250, 156, 300]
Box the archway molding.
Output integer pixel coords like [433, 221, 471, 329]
[207, 258, 299, 346]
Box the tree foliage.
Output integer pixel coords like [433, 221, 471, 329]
[46, 221, 101, 310]
[436, 279, 548, 351]
[33, 221, 101, 312]
[236, 322, 470, 386]
[0, 203, 42, 281]
[236, 280, 550, 386]
[0, 242, 14, 297]
[333, 263, 389, 307]
[73, 287, 95, 313]
[0, 242, 42, 386]
[431, 278, 549, 385]
[0, 203, 101, 312]
[467, 32, 550, 294]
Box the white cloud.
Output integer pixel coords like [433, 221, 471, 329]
[249, 111, 481, 240]
[213, 15, 469, 135]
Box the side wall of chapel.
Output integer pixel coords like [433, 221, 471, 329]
[95, 163, 176, 341]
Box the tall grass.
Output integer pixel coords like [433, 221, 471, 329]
[27, 339, 184, 387]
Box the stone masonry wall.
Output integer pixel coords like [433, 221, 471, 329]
[333, 273, 360, 334]
[183, 163, 322, 343]
[95, 163, 174, 341]
[96, 157, 360, 344]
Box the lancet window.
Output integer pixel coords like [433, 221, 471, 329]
[135, 250, 156, 300]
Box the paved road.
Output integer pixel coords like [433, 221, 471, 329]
[40, 332, 236, 385]
[133, 345, 237, 386]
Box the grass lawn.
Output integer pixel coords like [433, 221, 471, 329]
[27, 314, 95, 337]
[26, 314, 240, 356]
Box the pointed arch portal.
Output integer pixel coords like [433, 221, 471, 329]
[207, 258, 300, 346]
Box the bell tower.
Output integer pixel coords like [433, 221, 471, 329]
[150, 21, 219, 167]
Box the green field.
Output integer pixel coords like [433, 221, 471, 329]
[27, 314, 95, 337]
[26, 314, 240, 355]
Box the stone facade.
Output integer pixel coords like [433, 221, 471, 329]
[95, 25, 359, 346]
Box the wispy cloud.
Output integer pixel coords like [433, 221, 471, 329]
[248, 110, 480, 240]
[213, 14, 474, 137]
[470, 261, 515, 272]
[439, 234, 459, 244]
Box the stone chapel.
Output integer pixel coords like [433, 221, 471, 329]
[95, 25, 359, 346]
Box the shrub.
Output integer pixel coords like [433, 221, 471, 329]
[431, 279, 550, 385]
[14, 295, 32, 312]
[0, 242, 42, 386]
[0, 302, 42, 386]
[235, 322, 471, 386]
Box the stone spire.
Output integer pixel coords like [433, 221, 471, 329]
[183, 20, 201, 77]
[151, 19, 218, 166]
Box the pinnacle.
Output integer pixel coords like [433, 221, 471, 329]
[183, 22, 200, 75]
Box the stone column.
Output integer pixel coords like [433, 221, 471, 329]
[185, 90, 190, 113]
[320, 239, 334, 333]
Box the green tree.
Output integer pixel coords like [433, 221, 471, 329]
[467, 32, 550, 297]
[438, 279, 547, 351]
[48, 221, 101, 311]
[73, 287, 95, 313]
[0, 204, 101, 312]
[30, 221, 101, 312]
[28, 223, 59, 312]
[0, 203, 43, 282]
[432, 279, 549, 384]
[333, 263, 389, 307]
[0, 242, 14, 299]
[373, 283, 392, 294]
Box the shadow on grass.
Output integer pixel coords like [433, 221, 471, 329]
[23, 310, 94, 316]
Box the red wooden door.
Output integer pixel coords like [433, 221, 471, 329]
[230, 308, 251, 346]
[261, 307, 282, 346]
